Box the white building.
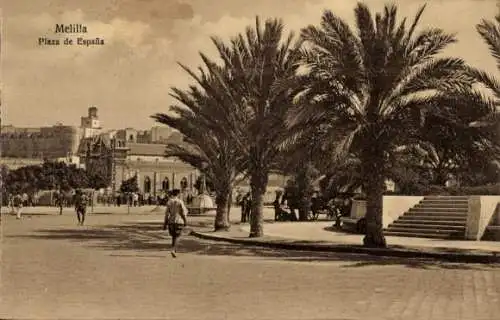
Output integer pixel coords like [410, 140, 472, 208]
[80, 106, 102, 138]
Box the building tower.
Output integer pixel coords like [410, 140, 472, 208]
[80, 106, 102, 138]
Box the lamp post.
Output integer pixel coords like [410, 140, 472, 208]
[111, 137, 116, 193]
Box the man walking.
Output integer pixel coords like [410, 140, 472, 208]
[13, 193, 23, 219]
[74, 189, 88, 226]
[55, 190, 64, 215]
[162, 189, 188, 258]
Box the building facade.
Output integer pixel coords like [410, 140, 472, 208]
[1, 124, 81, 160]
[78, 134, 199, 195]
[2, 106, 289, 197]
[80, 106, 102, 138]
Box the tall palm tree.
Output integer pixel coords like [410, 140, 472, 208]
[471, 14, 500, 102]
[152, 64, 244, 231]
[468, 14, 500, 154]
[287, 3, 496, 247]
[202, 17, 303, 237]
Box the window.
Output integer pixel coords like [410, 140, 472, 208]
[144, 176, 151, 193]
[180, 177, 188, 190]
[162, 177, 170, 191]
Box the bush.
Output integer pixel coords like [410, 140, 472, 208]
[384, 183, 500, 196]
[449, 184, 500, 196]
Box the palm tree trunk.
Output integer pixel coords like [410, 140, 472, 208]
[214, 188, 231, 231]
[226, 189, 232, 226]
[362, 152, 387, 248]
[249, 170, 268, 238]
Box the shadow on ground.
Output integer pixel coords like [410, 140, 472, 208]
[7, 221, 500, 270]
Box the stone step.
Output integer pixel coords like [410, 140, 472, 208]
[415, 205, 469, 210]
[386, 225, 465, 233]
[410, 205, 469, 211]
[383, 231, 456, 239]
[387, 223, 466, 231]
[404, 210, 468, 216]
[423, 196, 469, 200]
[389, 219, 465, 226]
[399, 215, 467, 221]
[409, 208, 468, 214]
[417, 201, 469, 207]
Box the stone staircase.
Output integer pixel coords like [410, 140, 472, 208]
[384, 196, 469, 239]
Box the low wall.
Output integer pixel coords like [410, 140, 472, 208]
[382, 196, 424, 228]
[465, 196, 500, 240]
[350, 196, 424, 228]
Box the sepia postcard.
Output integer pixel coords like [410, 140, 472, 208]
[1, 0, 500, 319]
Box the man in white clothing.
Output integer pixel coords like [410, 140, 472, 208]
[13, 194, 23, 219]
[163, 189, 188, 257]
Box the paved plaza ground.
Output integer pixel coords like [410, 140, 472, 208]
[1, 208, 500, 319]
[237, 222, 500, 254]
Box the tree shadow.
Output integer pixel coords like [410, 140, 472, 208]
[7, 221, 500, 271]
[323, 225, 357, 234]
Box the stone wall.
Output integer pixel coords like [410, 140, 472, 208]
[465, 196, 500, 240]
[382, 196, 424, 228]
[1, 125, 81, 159]
[350, 196, 424, 228]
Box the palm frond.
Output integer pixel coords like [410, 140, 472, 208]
[477, 15, 500, 70]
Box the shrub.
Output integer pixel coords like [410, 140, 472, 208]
[384, 183, 500, 196]
[449, 184, 500, 196]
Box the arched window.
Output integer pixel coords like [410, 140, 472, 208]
[162, 177, 170, 191]
[180, 177, 188, 190]
[144, 176, 151, 193]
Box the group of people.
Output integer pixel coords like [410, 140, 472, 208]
[95, 190, 196, 207]
[9, 189, 89, 222]
[236, 192, 252, 223]
[10, 186, 189, 258]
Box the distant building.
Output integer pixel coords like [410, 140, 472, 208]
[80, 106, 102, 138]
[2, 106, 287, 197]
[114, 126, 176, 144]
[78, 134, 199, 194]
[151, 126, 173, 143]
[0, 124, 80, 160]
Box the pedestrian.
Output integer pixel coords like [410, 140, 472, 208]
[22, 192, 29, 207]
[133, 193, 139, 207]
[56, 190, 64, 215]
[162, 189, 188, 258]
[273, 190, 283, 221]
[244, 192, 252, 223]
[8, 193, 14, 214]
[74, 189, 88, 226]
[13, 193, 23, 219]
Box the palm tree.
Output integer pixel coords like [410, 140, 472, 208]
[152, 64, 244, 231]
[470, 14, 500, 102]
[287, 3, 496, 247]
[199, 17, 303, 237]
[467, 14, 500, 159]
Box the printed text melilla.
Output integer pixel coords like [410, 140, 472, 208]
[55, 24, 87, 33]
[38, 24, 105, 46]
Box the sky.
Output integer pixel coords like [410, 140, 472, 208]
[1, 0, 499, 130]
